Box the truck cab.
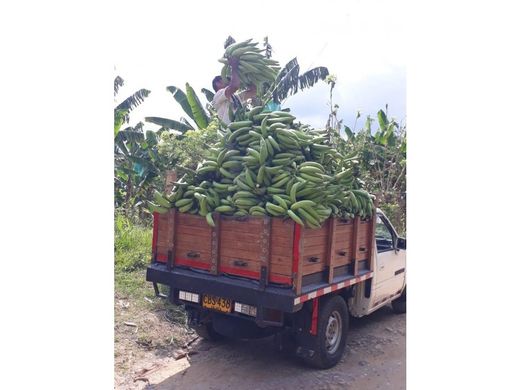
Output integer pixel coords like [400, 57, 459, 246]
[350, 211, 406, 317]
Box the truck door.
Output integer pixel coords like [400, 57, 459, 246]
[373, 214, 406, 303]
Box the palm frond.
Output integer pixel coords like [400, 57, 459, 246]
[272, 58, 300, 103]
[298, 66, 329, 90]
[114, 76, 124, 96]
[201, 88, 215, 103]
[115, 89, 151, 118]
[145, 116, 194, 133]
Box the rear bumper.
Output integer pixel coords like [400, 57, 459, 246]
[146, 262, 298, 313]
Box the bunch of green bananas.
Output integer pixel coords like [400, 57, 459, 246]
[148, 105, 375, 228]
[219, 39, 280, 90]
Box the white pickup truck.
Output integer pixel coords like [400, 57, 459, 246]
[147, 208, 406, 368]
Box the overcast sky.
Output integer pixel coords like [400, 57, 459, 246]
[115, 0, 406, 132]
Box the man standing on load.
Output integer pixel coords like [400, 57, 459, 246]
[211, 56, 257, 125]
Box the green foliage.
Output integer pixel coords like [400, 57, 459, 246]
[185, 82, 209, 129]
[114, 213, 152, 272]
[158, 117, 221, 171]
[324, 79, 406, 235]
[145, 116, 194, 133]
[347, 115, 406, 235]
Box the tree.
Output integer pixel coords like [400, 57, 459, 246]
[324, 78, 406, 234]
[114, 76, 150, 137]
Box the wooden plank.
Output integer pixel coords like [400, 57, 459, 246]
[220, 230, 263, 243]
[156, 209, 175, 255]
[336, 218, 354, 225]
[302, 243, 328, 254]
[333, 248, 353, 266]
[171, 209, 177, 266]
[301, 226, 328, 238]
[210, 213, 220, 275]
[302, 251, 326, 265]
[271, 218, 294, 236]
[303, 261, 326, 275]
[220, 217, 264, 227]
[270, 236, 294, 249]
[176, 213, 209, 228]
[302, 235, 328, 247]
[175, 244, 211, 261]
[175, 225, 212, 239]
[270, 262, 292, 275]
[269, 254, 293, 265]
[326, 218, 336, 283]
[175, 234, 211, 246]
[271, 245, 294, 258]
[220, 255, 260, 272]
[335, 224, 353, 237]
[294, 224, 304, 295]
[219, 238, 263, 253]
[352, 216, 360, 276]
[220, 246, 262, 262]
[260, 216, 271, 288]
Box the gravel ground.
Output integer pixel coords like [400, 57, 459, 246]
[121, 303, 405, 390]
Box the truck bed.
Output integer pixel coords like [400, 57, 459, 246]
[150, 211, 376, 295]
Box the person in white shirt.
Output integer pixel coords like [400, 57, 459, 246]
[211, 56, 257, 125]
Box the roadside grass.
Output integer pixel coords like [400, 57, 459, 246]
[114, 214, 190, 381]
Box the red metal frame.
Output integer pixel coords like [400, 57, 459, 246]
[151, 212, 159, 259]
[310, 298, 319, 335]
[219, 266, 292, 285]
[175, 257, 211, 270]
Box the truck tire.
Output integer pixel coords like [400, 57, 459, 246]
[391, 287, 406, 314]
[303, 296, 349, 369]
[192, 322, 225, 342]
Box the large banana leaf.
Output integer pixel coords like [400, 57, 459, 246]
[298, 67, 329, 89]
[200, 88, 215, 103]
[272, 58, 300, 103]
[166, 86, 195, 122]
[145, 116, 194, 133]
[271, 58, 329, 103]
[377, 109, 388, 131]
[185, 83, 209, 129]
[115, 89, 151, 114]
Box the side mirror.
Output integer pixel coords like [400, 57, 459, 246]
[397, 237, 406, 250]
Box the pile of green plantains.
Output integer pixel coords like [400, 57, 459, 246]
[219, 39, 280, 90]
[149, 106, 375, 228]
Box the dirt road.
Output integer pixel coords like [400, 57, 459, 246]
[132, 304, 405, 390]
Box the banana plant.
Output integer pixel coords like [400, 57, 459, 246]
[145, 82, 210, 132]
[114, 121, 169, 212]
[114, 76, 151, 137]
[268, 57, 329, 104]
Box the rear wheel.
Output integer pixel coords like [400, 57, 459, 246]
[303, 296, 349, 369]
[192, 322, 225, 342]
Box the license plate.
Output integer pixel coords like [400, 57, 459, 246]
[202, 294, 232, 313]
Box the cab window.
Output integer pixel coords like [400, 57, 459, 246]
[375, 216, 395, 252]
